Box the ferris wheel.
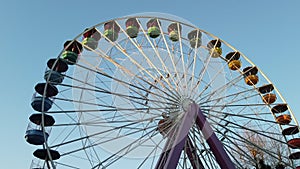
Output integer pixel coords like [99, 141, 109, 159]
[25, 13, 300, 169]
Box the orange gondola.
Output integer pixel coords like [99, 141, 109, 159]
[276, 114, 291, 125]
[262, 93, 276, 104]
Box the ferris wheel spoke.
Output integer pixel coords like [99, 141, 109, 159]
[176, 24, 188, 90]
[207, 114, 289, 161]
[50, 123, 79, 149]
[58, 126, 159, 165]
[199, 87, 257, 106]
[189, 56, 228, 101]
[201, 103, 270, 108]
[74, 62, 179, 103]
[47, 107, 170, 114]
[55, 82, 176, 109]
[222, 142, 248, 168]
[188, 130, 218, 169]
[188, 128, 210, 167]
[149, 20, 181, 94]
[52, 95, 175, 117]
[196, 73, 246, 103]
[115, 19, 180, 97]
[185, 137, 205, 169]
[52, 118, 158, 127]
[82, 42, 179, 101]
[206, 112, 286, 142]
[55, 161, 81, 169]
[135, 133, 167, 169]
[188, 48, 215, 100]
[50, 120, 156, 149]
[203, 109, 280, 127]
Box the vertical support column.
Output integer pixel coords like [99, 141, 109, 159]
[155, 103, 198, 169]
[195, 103, 236, 169]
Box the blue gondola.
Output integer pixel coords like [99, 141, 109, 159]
[25, 129, 49, 145]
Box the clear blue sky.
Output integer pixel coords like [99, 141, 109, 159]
[1, 0, 300, 168]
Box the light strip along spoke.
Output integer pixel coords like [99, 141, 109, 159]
[80, 39, 178, 102]
[47, 107, 171, 114]
[146, 20, 179, 94]
[157, 22, 181, 92]
[189, 46, 214, 99]
[187, 37, 200, 95]
[116, 19, 179, 93]
[52, 114, 162, 127]
[105, 20, 180, 99]
[52, 96, 175, 117]
[56, 82, 175, 109]
[75, 61, 179, 103]
[190, 52, 228, 101]
[92, 127, 159, 169]
[175, 20, 187, 91]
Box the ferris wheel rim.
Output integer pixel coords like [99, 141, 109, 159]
[28, 13, 300, 169]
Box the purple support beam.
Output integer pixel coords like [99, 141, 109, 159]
[155, 103, 198, 169]
[154, 137, 171, 169]
[155, 103, 235, 169]
[195, 103, 236, 169]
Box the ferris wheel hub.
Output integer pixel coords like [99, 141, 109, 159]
[181, 98, 194, 112]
